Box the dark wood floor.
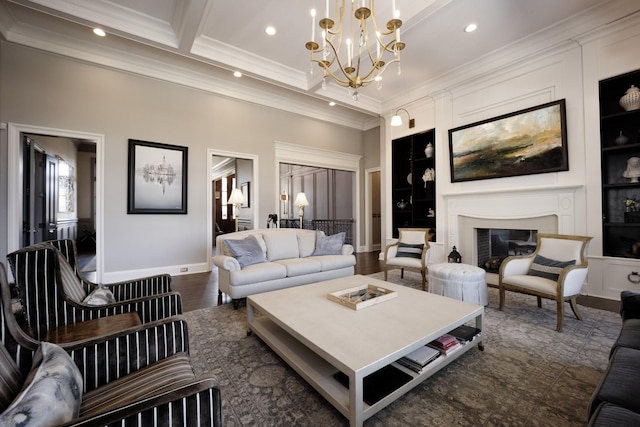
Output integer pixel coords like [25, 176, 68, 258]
[171, 251, 619, 314]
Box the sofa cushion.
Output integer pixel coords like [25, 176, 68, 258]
[230, 262, 287, 286]
[220, 233, 266, 257]
[528, 254, 575, 281]
[313, 231, 345, 256]
[263, 231, 300, 261]
[611, 318, 640, 357]
[80, 353, 195, 418]
[82, 287, 116, 306]
[224, 235, 268, 268]
[588, 347, 640, 417]
[588, 402, 640, 427]
[274, 258, 322, 277]
[297, 231, 316, 258]
[308, 254, 356, 271]
[0, 342, 83, 426]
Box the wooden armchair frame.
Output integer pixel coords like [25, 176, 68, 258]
[383, 228, 431, 291]
[498, 233, 592, 332]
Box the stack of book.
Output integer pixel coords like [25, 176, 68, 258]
[448, 325, 482, 345]
[428, 334, 462, 355]
[396, 345, 441, 373]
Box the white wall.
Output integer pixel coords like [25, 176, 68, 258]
[383, 12, 640, 299]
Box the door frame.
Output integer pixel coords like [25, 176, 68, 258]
[8, 123, 105, 281]
[206, 149, 259, 270]
[365, 167, 381, 253]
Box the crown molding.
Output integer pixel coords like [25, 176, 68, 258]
[3, 20, 376, 130]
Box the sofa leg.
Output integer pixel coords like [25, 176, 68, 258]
[232, 299, 241, 309]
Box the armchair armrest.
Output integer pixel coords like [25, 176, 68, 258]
[342, 244, 354, 256]
[213, 254, 241, 272]
[620, 290, 640, 320]
[560, 264, 589, 295]
[82, 274, 173, 300]
[66, 378, 222, 427]
[499, 255, 534, 278]
[65, 317, 190, 392]
[64, 292, 183, 324]
[384, 243, 398, 260]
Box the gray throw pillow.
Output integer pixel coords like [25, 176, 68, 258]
[396, 242, 424, 258]
[313, 231, 345, 256]
[224, 235, 267, 268]
[528, 254, 575, 281]
[0, 342, 83, 426]
[82, 287, 116, 306]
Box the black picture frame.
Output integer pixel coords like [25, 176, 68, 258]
[127, 139, 188, 214]
[241, 182, 250, 208]
[448, 99, 568, 183]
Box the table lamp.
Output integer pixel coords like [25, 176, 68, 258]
[294, 192, 309, 229]
[227, 188, 246, 232]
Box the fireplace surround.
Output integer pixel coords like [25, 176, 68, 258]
[444, 185, 582, 284]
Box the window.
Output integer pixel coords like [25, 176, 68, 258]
[58, 159, 75, 213]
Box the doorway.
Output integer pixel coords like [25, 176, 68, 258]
[206, 149, 258, 267]
[7, 123, 104, 281]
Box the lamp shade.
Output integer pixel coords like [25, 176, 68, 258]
[227, 188, 245, 205]
[294, 192, 309, 207]
[390, 114, 403, 127]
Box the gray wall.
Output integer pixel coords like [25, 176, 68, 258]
[0, 41, 377, 274]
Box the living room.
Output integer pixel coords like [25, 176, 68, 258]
[1, 1, 639, 304]
[2, 1, 640, 425]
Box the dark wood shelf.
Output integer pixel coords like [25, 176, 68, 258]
[391, 130, 436, 239]
[600, 69, 640, 257]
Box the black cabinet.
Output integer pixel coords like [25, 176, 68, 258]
[600, 69, 640, 257]
[391, 129, 436, 238]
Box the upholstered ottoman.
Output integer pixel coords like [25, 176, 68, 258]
[428, 263, 488, 305]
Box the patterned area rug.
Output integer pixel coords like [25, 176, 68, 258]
[183, 271, 621, 426]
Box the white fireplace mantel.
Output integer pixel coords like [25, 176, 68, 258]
[443, 185, 583, 266]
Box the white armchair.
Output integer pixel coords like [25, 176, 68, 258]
[384, 228, 431, 291]
[498, 233, 592, 332]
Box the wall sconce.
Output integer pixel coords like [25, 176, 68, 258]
[280, 190, 289, 216]
[227, 188, 246, 232]
[294, 192, 309, 229]
[391, 108, 415, 128]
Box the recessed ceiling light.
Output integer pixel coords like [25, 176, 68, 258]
[464, 23, 477, 33]
[93, 28, 106, 37]
[265, 26, 276, 36]
[233, 71, 242, 78]
[329, 101, 336, 107]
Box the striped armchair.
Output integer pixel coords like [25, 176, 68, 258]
[0, 262, 222, 426]
[49, 239, 173, 299]
[7, 242, 182, 341]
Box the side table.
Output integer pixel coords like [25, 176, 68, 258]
[44, 311, 142, 344]
[428, 263, 488, 305]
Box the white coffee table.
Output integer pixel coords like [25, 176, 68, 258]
[247, 275, 484, 427]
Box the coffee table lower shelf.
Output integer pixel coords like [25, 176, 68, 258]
[249, 316, 481, 425]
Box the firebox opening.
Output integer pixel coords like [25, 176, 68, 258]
[477, 228, 538, 273]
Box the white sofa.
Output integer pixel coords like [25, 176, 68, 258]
[213, 228, 356, 308]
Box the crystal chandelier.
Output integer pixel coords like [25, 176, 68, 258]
[305, 0, 405, 101]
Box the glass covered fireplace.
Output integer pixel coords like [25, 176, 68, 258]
[477, 228, 538, 273]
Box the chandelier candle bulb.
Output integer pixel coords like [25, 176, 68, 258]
[311, 9, 316, 43]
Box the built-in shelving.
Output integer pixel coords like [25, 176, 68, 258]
[600, 69, 640, 258]
[391, 129, 436, 238]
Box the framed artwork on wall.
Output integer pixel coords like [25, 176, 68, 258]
[241, 181, 250, 208]
[448, 99, 568, 183]
[127, 139, 188, 214]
